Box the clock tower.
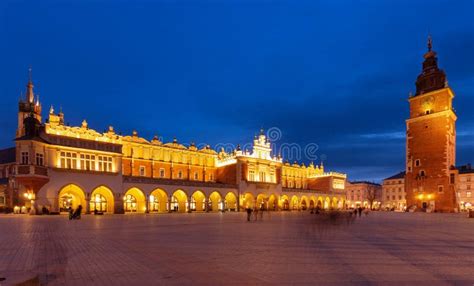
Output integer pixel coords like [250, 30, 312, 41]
[405, 37, 457, 212]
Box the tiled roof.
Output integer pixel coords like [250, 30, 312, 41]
[384, 171, 405, 181]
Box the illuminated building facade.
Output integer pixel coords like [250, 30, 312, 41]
[345, 181, 382, 209]
[405, 37, 458, 212]
[381, 172, 406, 211]
[455, 164, 474, 211]
[1, 73, 347, 214]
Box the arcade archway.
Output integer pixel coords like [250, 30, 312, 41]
[90, 186, 114, 213]
[124, 188, 146, 213]
[149, 188, 168, 213]
[224, 192, 237, 211]
[58, 184, 86, 213]
[208, 191, 223, 211]
[171, 189, 188, 213]
[191, 190, 206, 212]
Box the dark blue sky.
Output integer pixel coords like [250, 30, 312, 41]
[1, 0, 473, 182]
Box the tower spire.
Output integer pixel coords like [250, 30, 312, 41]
[427, 34, 432, 52]
[26, 66, 34, 103]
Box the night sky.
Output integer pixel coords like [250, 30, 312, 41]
[1, 0, 473, 182]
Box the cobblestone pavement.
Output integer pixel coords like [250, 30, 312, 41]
[0, 211, 473, 285]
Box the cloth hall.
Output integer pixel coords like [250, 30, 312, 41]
[0, 75, 347, 214]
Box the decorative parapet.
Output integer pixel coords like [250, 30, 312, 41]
[308, 171, 347, 179]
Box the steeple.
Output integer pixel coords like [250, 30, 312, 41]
[26, 66, 34, 103]
[415, 35, 447, 95]
[17, 67, 42, 138]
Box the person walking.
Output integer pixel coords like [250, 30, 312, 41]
[246, 207, 252, 222]
[358, 207, 362, 217]
[68, 206, 74, 220]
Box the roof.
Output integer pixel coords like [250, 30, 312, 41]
[0, 147, 16, 164]
[457, 164, 474, 174]
[384, 171, 405, 181]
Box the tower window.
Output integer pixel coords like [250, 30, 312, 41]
[415, 159, 421, 167]
[35, 153, 44, 166]
[438, 185, 444, 193]
[419, 170, 426, 177]
[21, 152, 29, 165]
[139, 166, 146, 177]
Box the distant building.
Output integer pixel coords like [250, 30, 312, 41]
[456, 164, 474, 211]
[382, 172, 406, 211]
[0, 147, 16, 211]
[345, 181, 382, 209]
[405, 37, 457, 212]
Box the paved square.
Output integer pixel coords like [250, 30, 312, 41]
[0, 212, 473, 285]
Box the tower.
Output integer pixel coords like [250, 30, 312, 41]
[17, 67, 42, 138]
[405, 36, 457, 212]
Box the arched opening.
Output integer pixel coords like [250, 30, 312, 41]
[291, 195, 299, 210]
[90, 186, 114, 213]
[324, 197, 330, 209]
[256, 194, 267, 210]
[149, 188, 168, 213]
[300, 196, 309, 210]
[171, 189, 188, 213]
[58, 184, 86, 213]
[241, 193, 255, 209]
[191, 190, 206, 212]
[268, 194, 277, 211]
[281, 195, 289, 210]
[208, 191, 223, 212]
[224, 192, 237, 211]
[332, 197, 338, 209]
[124, 188, 146, 213]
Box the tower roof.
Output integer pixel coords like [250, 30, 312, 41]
[415, 36, 447, 95]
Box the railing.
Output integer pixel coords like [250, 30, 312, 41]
[16, 165, 48, 177]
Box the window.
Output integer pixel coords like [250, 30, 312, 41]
[60, 152, 77, 169]
[124, 194, 137, 212]
[98, 156, 113, 172]
[0, 195, 5, 205]
[419, 170, 426, 177]
[259, 171, 266, 182]
[139, 166, 146, 177]
[190, 197, 196, 211]
[415, 159, 421, 167]
[35, 153, 44, 166]
[386, 196, 390, 200]
[399, 195, 402, 200]
[467, 185, 471, 190]
[194, 172, 199, 180]
[248, 170, 255, 181]
[467, 177, 471, 182]
[177, 170, 183, 179]
[90, 194, 107, 212]
[392, 195, 396, 200]
[466, 191, 472, 198]
[80, 154, 95, 171]
[159, 168, 165, 178]
[438, 185, 444, 193]
[209, 173, 214, 181]
[21, 152, 29, 165]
